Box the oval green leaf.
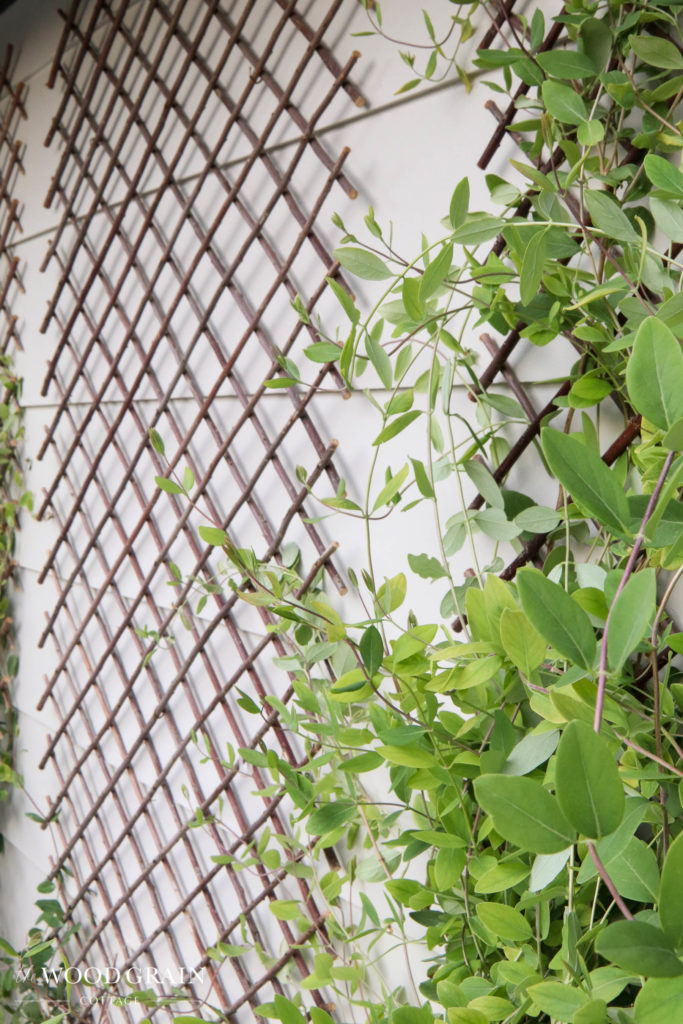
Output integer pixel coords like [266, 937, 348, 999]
[474, 774, 576, 853]
[541, 428, 630, 534]
[660, 831, 683, 947]
[556, 720, 625, 838]
[596, 921, 683, 977]
[516, 567, 597, 671]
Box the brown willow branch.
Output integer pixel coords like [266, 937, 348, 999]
[594, 450, 675, 733]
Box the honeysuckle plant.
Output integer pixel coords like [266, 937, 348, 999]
[149, 1, 683, 1022]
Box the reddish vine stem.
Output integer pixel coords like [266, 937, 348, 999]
[594, 450, 675, 733]
[586, 841, 634, 921]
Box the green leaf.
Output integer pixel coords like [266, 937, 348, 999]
[573, 999, 607, 1024]
[464, 459, 504, 509]
[660, 832, 683, 947]
[149, 429, 165, 455]
[520, 228, 548, 306]
[650, 197, 683, 243]
[474, 774, 576, 853]
[326, 276, 360, 323]
[359, 625, 383, 676]
[527, 981, 588, 1021]
[373, 410, 421, 445]
[577, 119, 605, 146]
[411, 458, 434, 499]
[334, 246, 392, 280]
[513, 505, 561, 532]
[378, 744, 437, 768]
[541, 428, 630, 533]
[584, 190, 638, 244]
[155, 475, 184, 495]
[596, 921, 683, 977]
[408, 552, 446, 580]
[376, 572, 407, 612]
[365, 328, 393, 388]
[626, 317, 683, 430]
[644, 154, 683, 196]
[607, 568, 655, 671]
[273, 995, 306, 1024]
[307, 801, 355, 835]
[541, 80, 588, 124]
[419, 243, 453, 302]
[476, 902, 533, 942]
[555, 720, 625, 839]
[536, 50, 597, 79]
[449, 177, 470, 230]
[517, 567, 597, 671]
[269, 900, 301, 920]
[305, 341, 342, 363]
[499, 608, 547, 676]
[634, 978, 683, 1024]
[402, 277, 424, 321]
[502, 728, 559, 776]
[446, 1012, 486, 1024]
[198, 525, 229, 546]
[629, 34, 683, 70]
[606, 837, 659, 902]
[372, 463, 409, 512]
[452, 214, 505, 246]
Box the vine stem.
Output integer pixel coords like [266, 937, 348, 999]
[594, 450, 675, 733]
[586, 842, 634, 920]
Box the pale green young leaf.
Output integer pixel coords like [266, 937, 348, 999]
[198, 525, 229, 546]
[473, 774, 576, 853]
[273, 995, 307, 1024]
[476, 902, 532, 942]
[499, 608, 547, 677]
[155, 475, 184, 495]
[634, 978, 683, 1024]
[516, 567, 597, 670]
[555, 720, 625, 839]
[607, 568, 655, 671]
[334, 246, 392, 280]
[372, 463, 409, 512]
[326, 276, 360, 323]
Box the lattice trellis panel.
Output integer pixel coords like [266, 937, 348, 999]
[30, 0, 648, 1020]
[0, 44, 24, 356]
[36, 1, 364, 1019]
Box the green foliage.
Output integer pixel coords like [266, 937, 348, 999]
[147, 1, 683, 1021]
